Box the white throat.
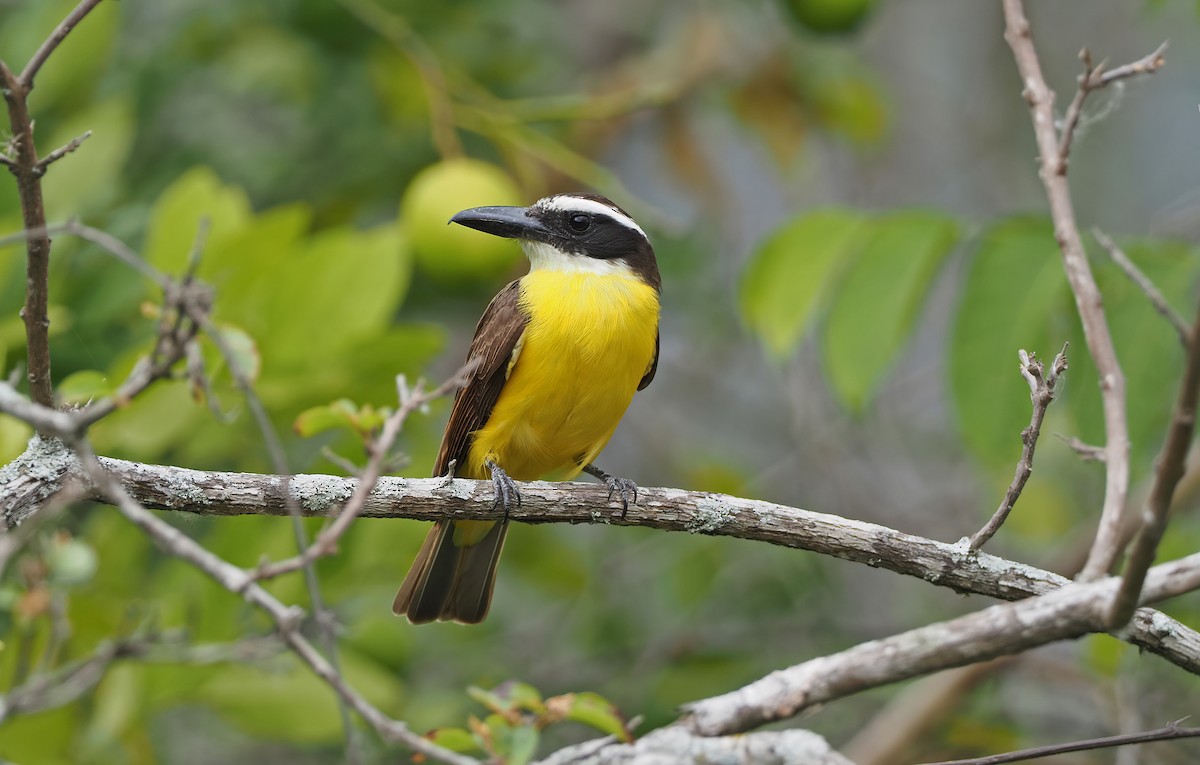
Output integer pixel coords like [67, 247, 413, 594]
[522, 240, 634, 277]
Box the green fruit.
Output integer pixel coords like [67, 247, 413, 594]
[402, 158, 523, 284]
[782, 0, 875, 35]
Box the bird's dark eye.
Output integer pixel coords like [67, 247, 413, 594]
[568, 214, 591, 232]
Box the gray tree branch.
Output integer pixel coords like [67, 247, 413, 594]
[533, 727, 852, 765]
[3, 431, 1198, 677]
[1001, 0, 1140, 582]
[680, 552, 1200, 736]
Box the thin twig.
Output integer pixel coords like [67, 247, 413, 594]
[0, 220, 172, 288]
[969, 346, 1067, 551]
[1098, 41, 1169, 87]
[1, 59, 54, 406]
[1055, 433, 1106, 462]
[0, 633, 282, 724]
[252, 365, 474, 581]
[18, 0, 107, 90]
[1107, 301, 1200, 628]
[1001, 0, 1135, 582]
[33, 130, 92, 175]
[919, 719, 1199, 765]
[1092, 227, 1189, 347]
[1058, 42, 1166, 171]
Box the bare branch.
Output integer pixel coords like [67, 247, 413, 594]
[1054, 432, 1106, 462]
[0, 634, 281, 724]
[1058, 43, 1167, 170]
[1098, 41, 1169, 86]
[1001, 0, 1132, 582]
[1107, 302, 1200, 628]
[920, 719, 1199, 765]
[0, 638, 144, 723]
[969, 346, 1067, 551]
[534, 727, 852, 765]
[33, 130, 91, 175]
[0, 220, 170, 289]
[1092, 227, 1189, 347]
[3, 427, 1198, 675]
[1, 59, 54, 405]
[681, 553, 1200, 735]
[17, 0, 108, 90]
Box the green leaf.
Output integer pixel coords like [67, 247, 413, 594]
[263, 222, 410, 363]
[47, 537, 98, 586]
[468, 685, 511, 714]
[81, 662, 143, 758]
[506, 681, 546, 714]
[292, 398, 368, 438]
[144, 167, 252, 277]
[808, 66, 888, 146]
[740, 209, 866, 357]
[0, 414, 32, 464]
[56, 370, 113, 405]
[427, 727, 482, 754]
[294, 403, 347, 438]
[200, 203, 312, 329]
[195, 648, 403, 744]
[209, 323, 261, 384]
[950, 218, 1066, 470]
[823, 211, 958, 411]
[507, 725, 539, 765]
[563, 692, 631, 743]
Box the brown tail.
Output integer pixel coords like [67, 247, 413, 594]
[392, 520, 508, 624]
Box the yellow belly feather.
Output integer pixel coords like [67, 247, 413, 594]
[465, 269, 660, 482]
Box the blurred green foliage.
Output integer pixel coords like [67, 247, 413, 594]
[2, 0, 1199, 763]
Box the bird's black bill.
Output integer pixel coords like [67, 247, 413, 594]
[450, 206, 547, 240]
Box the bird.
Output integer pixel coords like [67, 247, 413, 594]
[393, 192, 661, 624]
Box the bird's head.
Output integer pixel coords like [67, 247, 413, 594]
[450, 193, 660, 291]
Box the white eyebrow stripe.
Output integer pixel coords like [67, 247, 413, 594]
[537, 196, 647, 239]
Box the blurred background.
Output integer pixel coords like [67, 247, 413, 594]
[2, 0, 1200, 762]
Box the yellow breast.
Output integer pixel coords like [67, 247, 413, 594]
[466, 269, 660, 481]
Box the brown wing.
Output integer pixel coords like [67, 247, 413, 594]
[433, 280, 528, 477]
[637, 329, 659, 391]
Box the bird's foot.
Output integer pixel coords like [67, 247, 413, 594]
[486, 460, 521, 519]
[583, 464, 638, 519]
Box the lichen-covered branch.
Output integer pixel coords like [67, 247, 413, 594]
[3, 431, 1198, 675]
[681, 552, 1200, 735]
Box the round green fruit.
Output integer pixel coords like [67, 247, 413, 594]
[402, 158, 523, 284]
[782, 0, 875, 35]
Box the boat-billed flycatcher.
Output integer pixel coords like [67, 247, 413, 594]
[393, 193, 661, 624]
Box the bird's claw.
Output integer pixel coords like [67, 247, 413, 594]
[487, 461, 520, 519]
[603, 475, 638, 519]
